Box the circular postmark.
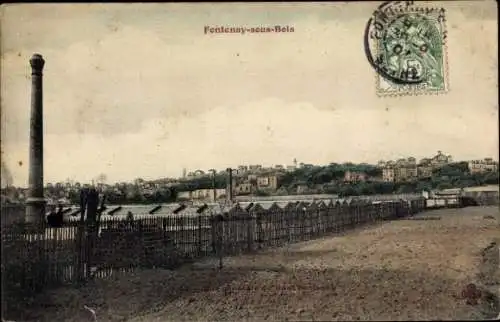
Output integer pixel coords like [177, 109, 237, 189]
[364, 1, 446, 87]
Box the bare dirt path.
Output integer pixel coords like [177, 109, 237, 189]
[18, 207, 500, 321]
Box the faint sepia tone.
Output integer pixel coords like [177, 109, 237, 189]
[1, 2, 497, 187]
[0, 2, 499, 322]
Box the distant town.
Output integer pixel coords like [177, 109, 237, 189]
[1, 151, 498, 206]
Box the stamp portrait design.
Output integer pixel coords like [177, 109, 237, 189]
[364, 1, 449, 96]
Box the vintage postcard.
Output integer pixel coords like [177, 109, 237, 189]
[1, 2, 498, 322]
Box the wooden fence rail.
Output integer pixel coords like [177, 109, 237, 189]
[2, 198, 426, 304]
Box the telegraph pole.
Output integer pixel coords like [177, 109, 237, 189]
[226, 168, 233, 204]
[211, 169, 217, 202]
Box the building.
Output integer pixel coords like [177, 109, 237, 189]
[343, 171, 367, 183]
[429, 151, 452, 168]
[382, 167, 395, 182]
[186, 169, 206, 178]
[300, 163, 314, 169]
[233, 168, 245, 176]
[468, 158, 499, 174]
[230, 175, 256, 196]
[177, 191, 191, 200]
[235, 165, 249, 176]
[381, 161, 396, 182]
[256, 174, 280, 190]
[380, 152, 453, 182]
[398, 159, 418, 179]
[191, 189, 211, 199]
[177, 188, 226, 201]
[418, 158, 431, 165]
[416, 158, 433, 178]
[381, 158, 417, 182]
[234, 182, 253, 195]
[417, 165, 433, 178]
[407, 157, 417, 165]
[248, 164, 263, 172]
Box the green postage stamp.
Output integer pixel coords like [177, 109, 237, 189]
[364, 1, 449, 96]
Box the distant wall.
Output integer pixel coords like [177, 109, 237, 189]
[234, 194, 339, 202]
[463, 191, 499, 206]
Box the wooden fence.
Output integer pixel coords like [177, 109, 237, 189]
[2, 198, 425, 307]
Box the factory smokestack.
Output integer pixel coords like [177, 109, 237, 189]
[25, 53, 46, 228]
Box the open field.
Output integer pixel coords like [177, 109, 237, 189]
[10, 206, 500, 321]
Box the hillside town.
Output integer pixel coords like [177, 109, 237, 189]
[1, 151, 498, 206]
[2, 5, 499, 322]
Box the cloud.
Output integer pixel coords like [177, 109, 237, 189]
[1, 2, 498, 186]
[3, 97, 498, 186]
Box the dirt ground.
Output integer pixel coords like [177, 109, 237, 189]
[10, 206, 500, 321]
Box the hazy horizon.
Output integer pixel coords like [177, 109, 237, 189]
[2, 153, 498, 189]
[1, 2, 498, 188]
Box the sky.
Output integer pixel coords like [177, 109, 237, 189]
[1, 2, 498, 187]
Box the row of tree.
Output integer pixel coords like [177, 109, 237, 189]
[286, 161, 498, 197]
[95, 162, 500, 203]
[2, 162, 497, 205]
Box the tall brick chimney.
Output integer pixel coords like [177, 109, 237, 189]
[25, 54, 46, 227]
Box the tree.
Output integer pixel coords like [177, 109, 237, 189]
[312, 169, 334, 184]
[358, 182, 376, 195]
[91, 159, 494, 205]
[482, 171, 499, 185]
[416, 181, 432, 192]
[433, 162, 469, 178]
[396, 183, 417, 194]
[255, 189, 270, 197]
[436, 182, 453, 190]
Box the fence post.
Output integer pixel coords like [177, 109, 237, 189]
[347, 203, 353, 229]
[217, 215, 224, 269]
[347, 204, 354, 229]
[197, 215, 202, 256]
[286, 209, 291, 243]
[318, 208, 324, 235]
[360, 203, 366, 224]
[258, 211, 265, 249]
[162, 218, 167, 234]
[86, 189, 99, 279]
[301, 208, 307, 241]
[249, 212, 257, 251]
[333, 204, 339, 233]
[210, 214, 224, 269]
[75, 222, 85, 283]
[305, 207, 310, 239]
[311, 208, 317, 238]
[278, 209, 285, 245]
[355, 203, 360, 226]
[309, 208, 314, 239]
[210, 216, 216, 255]
[335, 204, 341, 233]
